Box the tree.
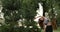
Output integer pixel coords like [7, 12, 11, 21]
[1, 0, 41, 32]
[19, 0, 41, 32]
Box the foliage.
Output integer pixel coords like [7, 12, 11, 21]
[0, 24, 41, 32]
[0, 0, 41, 32]
[20, 0, 40, 20]
[1, 0, 40, 23]
[1, 0, 21, 10]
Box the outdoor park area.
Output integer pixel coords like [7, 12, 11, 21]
[0, 0, 60, 32]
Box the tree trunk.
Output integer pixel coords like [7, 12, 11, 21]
[42, 1, 46, 16]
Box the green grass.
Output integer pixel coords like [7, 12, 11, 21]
[53, 27, 60, 32]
